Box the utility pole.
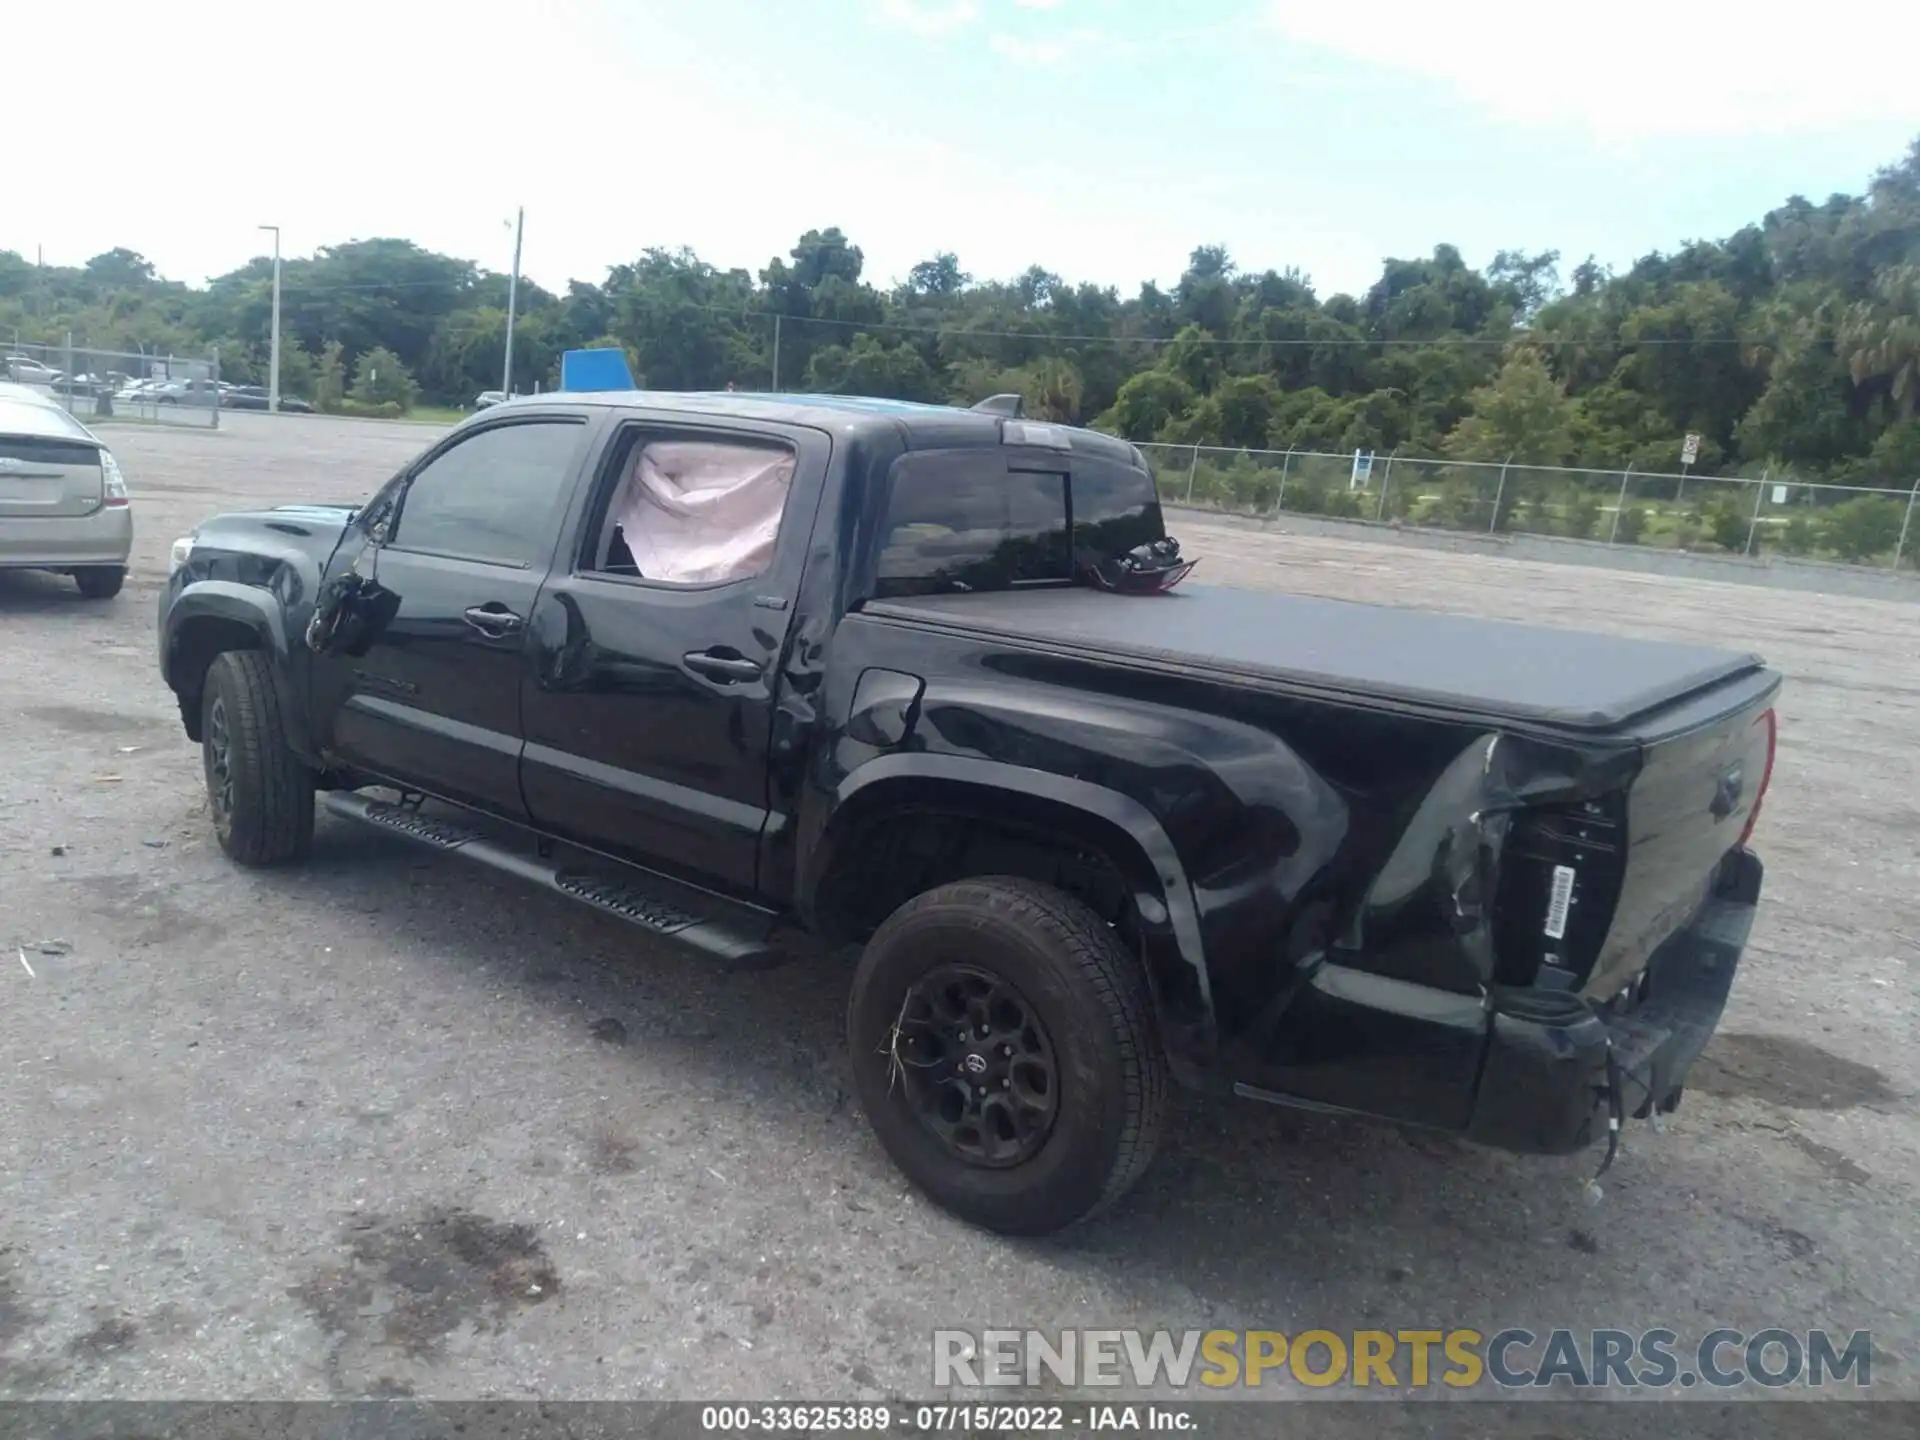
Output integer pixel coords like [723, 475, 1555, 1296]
[503, 206, 524, 397]
[258, 224, 282, 413]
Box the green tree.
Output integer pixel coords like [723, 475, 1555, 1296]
[1444, 350, 1576, 465]
[349, 345, 415, 410]
[314, 340, 346, 412]
[1842, 265, 1920, 418]
[1100, 370, 1198, 439]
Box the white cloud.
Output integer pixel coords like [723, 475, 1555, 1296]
[1261, 1, 1920, 142]
[5, 0, 1306, 295]
[1013, 0, 1066, 9]
[876, 0, 981, 37]
[989, 32, 1071, 65]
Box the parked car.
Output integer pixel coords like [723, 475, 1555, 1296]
[49, 371, 135, 398]
[157, 392, 1780, 1234]
[5, 355, 63, 385]
[137, 378, 223, 406]
[0, 388, 132, 597]
[222, 386, 314, 413]
[473, 390, 507, 409]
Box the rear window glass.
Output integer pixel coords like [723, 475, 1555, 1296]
[875, 453, 1071, 598]
[0, 436, 99, 466]
[1071, 457, 1164, 564]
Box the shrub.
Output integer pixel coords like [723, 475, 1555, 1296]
[1613, 506, 1648, 545]
[1378, 477, 1414, 522]
[1822, 495, 1904, 563]
[1280, 477, 1329, 516]
[1564, 490, 1601, 540]
[1779, 512, 1818, 556]
[1701, 496, 1750, 553]
[1321, 487, 1364, 519]
[1428, 479, 1480, 530]
[339, 399, 404, 419]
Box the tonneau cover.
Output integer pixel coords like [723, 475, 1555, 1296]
[862, 585, 1766, 733]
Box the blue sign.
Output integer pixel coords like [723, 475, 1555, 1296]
[558, 348, 636, 392]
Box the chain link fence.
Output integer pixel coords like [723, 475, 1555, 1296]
[4, 336, 221, 428]
[1139, 443, 1920, 572]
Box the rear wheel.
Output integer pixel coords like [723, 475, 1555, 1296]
[73, 565, 125, 599]
[847, 877, 1168, 1235]
[201, 650, 314, 866]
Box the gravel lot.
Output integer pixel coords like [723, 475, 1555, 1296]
[1, 413, 1915, 1410]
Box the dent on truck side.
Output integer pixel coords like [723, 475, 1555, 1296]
[795, 603, 1359, 1084]
[800, 594, 1653, 1120]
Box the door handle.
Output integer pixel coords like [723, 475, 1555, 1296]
[683, 649, 763, 683]
[463, 603, 524, 637]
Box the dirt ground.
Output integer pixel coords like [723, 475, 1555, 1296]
[0, 413, 1914, 1411]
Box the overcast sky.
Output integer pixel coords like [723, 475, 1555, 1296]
[8, 0, 1916, 298]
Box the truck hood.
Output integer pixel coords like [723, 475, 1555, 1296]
[193, 503, 358, 552]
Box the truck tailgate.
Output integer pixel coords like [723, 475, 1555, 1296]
[863, 585, 1766, 733]
[1585, 671, 1779, 997]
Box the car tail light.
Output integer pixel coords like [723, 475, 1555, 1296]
[101, 449, 129, 507]
[1736, 707, 1777, 849]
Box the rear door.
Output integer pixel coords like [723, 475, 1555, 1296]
[0, 406, 104, 519]
[311, 411, 599, 820]
[516, 416, 829, 896]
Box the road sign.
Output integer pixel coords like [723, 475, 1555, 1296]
[1681, 433, 1702, 465]
[1350, 449, 1374, 488]
[1772, 484, 1789, 504]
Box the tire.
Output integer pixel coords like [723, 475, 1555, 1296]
[73, 566, 125, 599]
[847, 877, 1169, 1235]
[201, 650, 314, 866]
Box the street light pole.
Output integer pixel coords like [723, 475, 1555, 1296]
[258, 224, 281, 413]
[502, 206, 524, 397]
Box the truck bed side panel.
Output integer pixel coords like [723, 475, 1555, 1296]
[811, 604, 1630, 1126]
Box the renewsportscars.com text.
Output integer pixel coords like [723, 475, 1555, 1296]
[931, 1327, 1873, 1390]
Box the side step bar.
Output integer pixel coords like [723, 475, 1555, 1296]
[321, 791, 792, 969]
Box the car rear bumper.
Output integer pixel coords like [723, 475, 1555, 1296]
[0, 507, 134, 568]
[1465, 847, 1761, 1155]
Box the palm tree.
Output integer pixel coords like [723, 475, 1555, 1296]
[1018, 356, 1085, 423]
[1842, 264, 1920, 417]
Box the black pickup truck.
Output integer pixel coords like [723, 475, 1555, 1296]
[158, 392, 1780, 1235]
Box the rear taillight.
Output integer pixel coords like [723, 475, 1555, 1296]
[101, 449, 129, 508]
[1736, 707, 1777, 849]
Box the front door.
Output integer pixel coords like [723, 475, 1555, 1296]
[310, 414, 596, 819]
[517, 420, 825, 896]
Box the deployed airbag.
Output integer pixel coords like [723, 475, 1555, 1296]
[612, 440, 794, 584]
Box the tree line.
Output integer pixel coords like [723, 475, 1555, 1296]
[4, 138, 1917, 494]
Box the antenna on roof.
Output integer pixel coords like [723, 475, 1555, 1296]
[970, 393, 1025, 419]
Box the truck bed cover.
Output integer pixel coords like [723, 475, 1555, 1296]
[861, 585, 1767, 734]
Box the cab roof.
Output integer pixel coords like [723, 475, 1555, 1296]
[488, 389, 1147, 468]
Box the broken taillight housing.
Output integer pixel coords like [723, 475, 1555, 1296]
[1736, 707, 1777, 849]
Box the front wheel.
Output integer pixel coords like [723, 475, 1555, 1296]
[201, 650, 314, 866]
[847, 877, 1169, 1235]
[73, 565, 125, 599]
